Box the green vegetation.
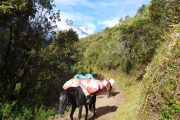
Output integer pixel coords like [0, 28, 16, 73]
[97, 69, 144, 120]
[0, 0, 179, 119]
[138, 24, 180, 120]
[0, 102, 56, 120]
[77, 6, 162, 74]
[76, 0, 179, 119]
[0, 0, 79, 119]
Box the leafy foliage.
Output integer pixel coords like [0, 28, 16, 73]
[0, 0, 179, 119]
[0, 101, 56, 120]
[0, 0, 79, 119]
[76, 26, 121, 72]
[149, 0, 180, 31]
[77, 6, 161, 73]
[75, 1, 179, 119]
[139, 24, 180, 120]
[76, 0, 179, 74]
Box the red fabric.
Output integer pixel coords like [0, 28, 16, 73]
[62, 78, 80, 90]
[63, 78, 104, 94]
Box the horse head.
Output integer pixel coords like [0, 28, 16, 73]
[59, 91, 69, 115]
[59, 87, 97, 120]
[102, 78, 115, 98]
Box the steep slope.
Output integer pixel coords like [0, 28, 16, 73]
[139, 24, 180, 120]
[76, 13, 161, 74]
[73, 1, 180, 120]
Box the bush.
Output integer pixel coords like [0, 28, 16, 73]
[0, 101, 16, 119]
[0, 101, 56, 120]
[139, 24, 180, 119]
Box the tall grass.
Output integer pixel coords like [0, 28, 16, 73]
[0, 102, 56, 120]
[138, 24, 180, 120]
[94, 68, 145, 120]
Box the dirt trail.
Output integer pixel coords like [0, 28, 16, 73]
[59, 84, 121, 120]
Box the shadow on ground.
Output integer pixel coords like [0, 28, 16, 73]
[110, 92, 120, 97]
[88, 105, 118, 120]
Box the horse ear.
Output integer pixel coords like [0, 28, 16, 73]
[109, 79, 115, 85]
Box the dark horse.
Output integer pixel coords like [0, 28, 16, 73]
[59, 87, 96, 120]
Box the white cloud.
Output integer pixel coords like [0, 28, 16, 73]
[86, 23, 96, 32]
[99, 18, 119, 28]
[56, 20, 70, 31]
[54, 11, 73, 31]
[56, 20, 96, 38]
[56, 19, 95, 32]
[78, 26, 94, 38]
[55, 11, 96, 38]
[53, 0, 151, 33]
[58, 10, 93, 23]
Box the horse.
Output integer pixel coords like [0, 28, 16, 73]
[62, 77, 114, 98]
[59, 87, 96, 120]
[59, 78, 114, 119]
[106, 81, 112, 98]
[102, 78, 114, 98]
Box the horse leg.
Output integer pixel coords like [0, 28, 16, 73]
[70, 106, 76, 120]
[93, 94, 96, 118]
[78, 105, 83, 120]
[93, 101, 96, 118]
[75, 90, 80, 106]
[84, 104, 88, 120]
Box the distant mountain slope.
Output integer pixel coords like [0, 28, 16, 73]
[64, 19, 94, 38]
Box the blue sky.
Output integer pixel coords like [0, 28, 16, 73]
[54, 0, 151, 36]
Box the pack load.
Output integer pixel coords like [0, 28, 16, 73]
[73, 74, 94, 79]
[63, 78, 103, 94]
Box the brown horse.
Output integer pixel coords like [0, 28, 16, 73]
[101, 78, 114, 98]
[106, 81, 112, 98]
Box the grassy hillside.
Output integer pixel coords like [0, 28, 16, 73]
[75, 0, 180, 120]
[76, 0, 179, 74]
[90, 67, 145, 120]
[138, 24, 180, 120]
[108, 70, 144, 120]
[75, 26, 121, 72]
[76, 14, 161, 74]
[0, 0, 179, 119]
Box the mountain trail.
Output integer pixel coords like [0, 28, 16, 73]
[58, 84, 122, 120]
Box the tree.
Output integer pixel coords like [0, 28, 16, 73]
[136, 4, 146, 15]
[35, 29, 79, 105]
[0, 0, 60, 105]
